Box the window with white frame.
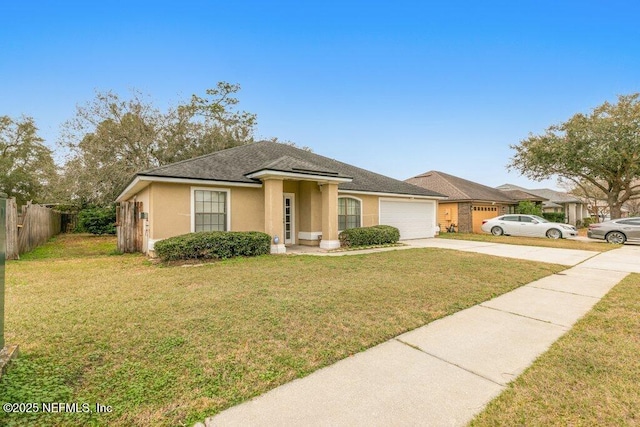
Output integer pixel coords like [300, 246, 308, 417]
[338, 197, 361, 230]
[194, 189, 227, 232]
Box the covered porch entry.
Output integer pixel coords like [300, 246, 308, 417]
[246, 159, 353, 254]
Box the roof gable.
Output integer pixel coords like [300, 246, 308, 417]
[247, 155, 349, 178]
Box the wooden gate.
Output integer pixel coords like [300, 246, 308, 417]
[61, 212, 78, 233]
[116, 201, 143, 253]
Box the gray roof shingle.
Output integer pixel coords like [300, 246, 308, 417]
[247, 155, 349, 178]
[498, 189, 547, 202]
[406, 171, 517, 203]
[136, 141, 444, 197]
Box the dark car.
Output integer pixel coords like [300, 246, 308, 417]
[587, 217, 640, 243]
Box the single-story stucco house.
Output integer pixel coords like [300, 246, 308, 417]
[405, 171, 542, 233]
[116, 141, 446, 254]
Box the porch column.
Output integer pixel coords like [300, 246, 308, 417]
[264, 178, 286, 254]
[319, 183, 340, 250]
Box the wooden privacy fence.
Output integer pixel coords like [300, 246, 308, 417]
[5, 198, 18, 260]
[5, 200, 64, 260]
[116, 201, 143, 253]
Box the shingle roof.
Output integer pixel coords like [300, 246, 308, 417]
[135, 141, 444, 197]
[405, 171, 517, 203]
[542, 201, 564, 208]
[499, 189, 546, 202]
[496, 184, 583, 204]
[247, 155, 348, 178]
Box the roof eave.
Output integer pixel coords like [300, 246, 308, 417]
[339, 189, 448, 200]
[115, 175, 263, 202]
[442, 198, 518, 204]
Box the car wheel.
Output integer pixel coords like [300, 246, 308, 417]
[546, 228, 561, 239]
[605, 231, 626, 244]
[491, 226, 504, 236]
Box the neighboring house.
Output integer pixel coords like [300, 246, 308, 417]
[496, 184, 589, 226]
[405, 171, 534, 233]
[116, 141, 445, 254]
[497, 188, 546, 209]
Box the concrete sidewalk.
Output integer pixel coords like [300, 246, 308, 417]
[202, 245, 634, 427]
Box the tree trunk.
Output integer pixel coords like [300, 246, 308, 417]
[608, 193, 623, 219]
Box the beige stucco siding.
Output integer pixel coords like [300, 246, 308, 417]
[126, 180, 439, 253]
[148, 182, 264, 240]
[151, 183, 191, 239]
[299, 181, 322, 233]
[358, 194, 380, 227]
[438, 202, 459, 232]
[232, 186, 265, 231]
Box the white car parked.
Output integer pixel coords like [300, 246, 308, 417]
[481, 214, 577, 239]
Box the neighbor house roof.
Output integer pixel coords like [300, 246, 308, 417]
[405, 171, 517, 203]
[117, 141, 446, 201]
[496, 184, 583, 204]
[498, 189, 546, 203]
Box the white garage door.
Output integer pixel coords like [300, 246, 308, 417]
[379, 199, 436, 240]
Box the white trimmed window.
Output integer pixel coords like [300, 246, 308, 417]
[338, 197, 361, 230]
[193, 189, 228, 232]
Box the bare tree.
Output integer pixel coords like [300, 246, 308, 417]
[59, 83, 257, 206]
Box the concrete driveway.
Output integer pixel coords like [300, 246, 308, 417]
[201, 241, 636, 427]
[404, 238, 600, 266]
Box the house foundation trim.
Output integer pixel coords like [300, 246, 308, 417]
[298, 231, 322, 241]
[319, 239, 340, 250]
[270, 244, 287, 254]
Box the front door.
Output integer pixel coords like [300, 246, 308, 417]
[283, 194, 295, 244]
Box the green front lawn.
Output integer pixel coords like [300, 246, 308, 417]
[17, 233, 119, 260]
[1, 234, 563, 426]
[438, 232, 618, 252]
[472, 273, 640, 426]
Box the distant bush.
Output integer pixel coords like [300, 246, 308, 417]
[154, 231, 271, 261]
[516, 201, 543, 216]
[77, 206, 116, 235]
[582, 217, 594, 227]
[339, 225, 400, 247]
[542, 212, 566, 223]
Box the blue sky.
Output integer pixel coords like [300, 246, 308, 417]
[2, 1, 639, 189]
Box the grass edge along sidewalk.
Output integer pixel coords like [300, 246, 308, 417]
[471, 273, 640, 426]
[438, 232, 617, 252]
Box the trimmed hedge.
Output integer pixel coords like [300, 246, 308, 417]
[154, 231, 271, 261]
[542, 212, 566, 223]
[338, 225, 400, 247]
